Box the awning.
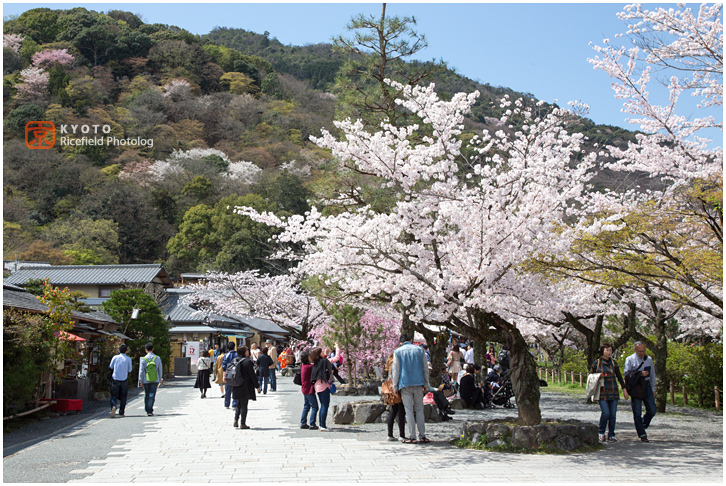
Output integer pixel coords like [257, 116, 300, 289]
[263, 333, 287, 340]
[55, 331, 85, 342]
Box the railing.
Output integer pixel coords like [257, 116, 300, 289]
[538, 367, 722, 411]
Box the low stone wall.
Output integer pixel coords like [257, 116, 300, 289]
[334, 384, 379, 396]
[332, 401, 442, 424]
[461, 418, 599, 451]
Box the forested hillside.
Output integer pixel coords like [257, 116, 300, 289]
[3, 7, 636, 276]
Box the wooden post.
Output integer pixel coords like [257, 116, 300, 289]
[670, 381, 675, 405]
[571, 371, 574, 384]
[682, 385, 688, 406]
[716, 386, 721, 410]
[579, 372, 583, 387]
[539, 368, 542, 379]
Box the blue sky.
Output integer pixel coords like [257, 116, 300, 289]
[1, 2, 705, 131]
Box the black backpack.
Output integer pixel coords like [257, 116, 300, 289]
[224, 357, 246, 387]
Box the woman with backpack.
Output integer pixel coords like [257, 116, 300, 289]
[232, 345, 262, 429]
[309, 346, 334, 431]
[299, 350, 319, 430]
[590, 342, 628, 443]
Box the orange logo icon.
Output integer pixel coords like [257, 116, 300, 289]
[25, 121, 55, 149]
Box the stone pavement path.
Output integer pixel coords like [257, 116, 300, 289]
[67, 376, 723, 483]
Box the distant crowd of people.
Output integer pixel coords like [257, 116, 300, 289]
[106, 336, 659, 444]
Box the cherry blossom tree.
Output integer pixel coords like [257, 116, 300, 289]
[182, 270, 330, 342]
[3, 33, 24, 52]
[15, 66, 50, 101]
[31, 49, 74, 68]
[238, 80, 598, 424]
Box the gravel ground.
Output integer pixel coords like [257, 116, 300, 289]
[276, 377, 723, 445]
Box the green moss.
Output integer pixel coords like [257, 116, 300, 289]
[450, 437, 604, 454]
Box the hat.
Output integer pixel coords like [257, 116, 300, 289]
[265, 339, 272, 344]
[493, 365, 501, 371]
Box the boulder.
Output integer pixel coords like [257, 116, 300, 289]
[486, 439, 507, 448]
[486, 423, 512, 440]
[92, 392, 107, 401]
[365, 384, 379, 395]
[449, 398, 466, 410]
[424, 403, 441, 422]
[332, 403, 354, 424]
[511, 426, 538, 449]
[470, 432, 482, 443]
[556, 424, 580, 437]
[356, 386, 367, 396]
[464, 422, 487, 438]
[579, 425, 599, 445]
[353, 402, 387, 424]
[535, 424, 557, 444]
[555, 434, 581, 451]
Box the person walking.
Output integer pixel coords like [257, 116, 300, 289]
[222, 342, 238, 409]
[108, 344, 132, 418]
[625, 341, 657, 442]
[256, 346, 274, 394]
[299, 349, 319, 430]
[194, 350, 213, 398]
[138, 342, 163, 416]
[384, 352, 406, 441]
[214, 347, 226, 397]
[250, 342, 260, 363]
[392, 333, 432, 444]
[266, 340, 278, 391]
[464, 343, 475, 365]
[211, 343, 222, 380]
[486, 346, 496, 368]
[231, 345, 261, 429]
[309, 347, 334, 431]
[590, 342, 628, 442]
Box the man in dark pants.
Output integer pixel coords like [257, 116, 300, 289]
[625, 341, 657, 442]
[222, 341, 238, 409]
[108, 344, 132, 418]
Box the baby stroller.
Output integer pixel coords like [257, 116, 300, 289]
[489, 371, 516, 408]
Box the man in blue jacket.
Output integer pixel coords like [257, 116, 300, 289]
[222, 341, 238, 409]
[391, 334, 432, 444]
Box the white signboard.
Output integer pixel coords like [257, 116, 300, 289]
[186, 341, 200, 364]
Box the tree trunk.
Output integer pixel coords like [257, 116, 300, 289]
[485, 312, 541, 425]
[414, 323, 448, 388]
[401, 310, 415, 344]
[473, 340, 486, 367]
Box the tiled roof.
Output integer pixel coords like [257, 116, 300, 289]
[2, 289, 119, 324]
[4, 264, 171, 287]
[158, 289, 241, 325]
[236, 315, 289, 335]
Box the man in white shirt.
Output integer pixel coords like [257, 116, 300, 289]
[108, 344, 132, 418]
[464, 343, 475, 365]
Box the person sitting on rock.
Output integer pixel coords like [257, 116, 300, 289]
[459, 364, 487, 409]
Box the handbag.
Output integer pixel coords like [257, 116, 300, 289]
[293, 370, 302, 386]
[330, 382, 337, 394]
[381, 378, 402, 405]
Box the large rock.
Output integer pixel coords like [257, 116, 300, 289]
[464, 422, 487, 438]
[353, 402, 387, 424]
[449, 398, 466, 410]
[486, 439, 507, 448]
[486, 423, 512, 440]
[332, 403, 354, 424]
[555, 434, 581, 451]
[92, 392, 108, 401]
[579, 425, 599, 445]
[535, 424, 557, 444]
[511, 426, 538, 449]
[556, 424, 580, 437]
[424, 403, 441, 422]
